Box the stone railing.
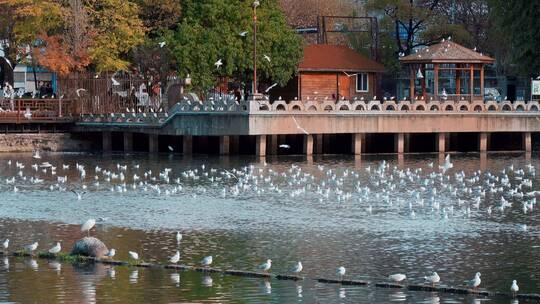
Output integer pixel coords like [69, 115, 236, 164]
[77, 98, 540, 126]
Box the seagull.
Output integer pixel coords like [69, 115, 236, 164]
[1, 57, 12, 69]
[81, 219, 96, 237]
[388, 273, 407, 283]
[159, 41, 166, 48]
[337, 266, 346, 280]
[48, 242, 61, 254]
[215, 59, 223, 69]
[129, 251, 139, 260]
[265, 83, 278, 93]
[168, 146, 174, 152]
[291, 261, 303, 274]
[511, 280, 519, 297]
[176, 232, 182, 243]
[2, 239, 8, 251]
[32, 150, 41, 159]
[424, 272, 440, 286]
[239, 31, 248, 37]
[201, 255, 213, 267]
[279, 144, 290, 149]
[258, 259, 272, 272]
[111, 77, 120, 86]
[169, 251, 180, 264]
[76, 88, 87, 97]
[106, 249, 116, 258]
[71, 190, 85, 201]
[25, 242, 38, 253]
[263, 55, 271, 62]
[466, 272, 481, 289]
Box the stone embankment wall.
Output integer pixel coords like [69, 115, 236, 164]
[0, 133, 92, 152]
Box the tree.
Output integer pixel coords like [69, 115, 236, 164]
[165, 0, 303, 92]
[86, 0, 146, 72]
[366, 0, 471, 57]
[489, 0, 540, 76]
[134, 0, 182, 37]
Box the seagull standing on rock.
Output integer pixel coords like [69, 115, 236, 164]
[337, 266, 346, 280]
[129, 251, 139, 261]
[169, 251, 180, 265]
[466, 272, 481, 289]
[201, 256, 213, 267]
[106, 249, 116, 258]
[25, 242, 38, 254]
[291, 261, 303, 275]
[424, 272, 440, 286]
[511, 280, 519, 297]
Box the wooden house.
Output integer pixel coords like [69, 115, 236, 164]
[271, 44, 385, 101]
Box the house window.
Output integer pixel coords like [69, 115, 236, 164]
[356, 73, 369, 92]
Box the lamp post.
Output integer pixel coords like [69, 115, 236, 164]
[252, 0, 259, 97]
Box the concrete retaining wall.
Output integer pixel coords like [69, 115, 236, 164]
[0, 133, 92, 152]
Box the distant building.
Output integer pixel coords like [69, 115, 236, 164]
[271, 44, 384, 101]
[13, 65, 57, 95]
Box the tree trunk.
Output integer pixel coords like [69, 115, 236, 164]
[0, 58, 14, 87]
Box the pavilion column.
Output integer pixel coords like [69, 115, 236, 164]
[123, 132, 133, 152]
[434, 64, 439, 99]
[409, 67, 415, 100]
[437, 132, 446, 153]
[102, 131, 112, 152]
[183, 135, 193, 155]
[479, 132, 489, 152]
[255, 135, 266, 157]
[523, 132, 532, 153]
[219, 136, 230, 155]
[456, 64, 461, 97]
[470, 65, 474, 101]
[480, 66, 485, 98]
[352, 133, 364, 155]
[303, 134, 314, 156]
[148, 134, 159, 153]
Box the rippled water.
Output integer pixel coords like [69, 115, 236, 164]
[0, 152, 539, 303]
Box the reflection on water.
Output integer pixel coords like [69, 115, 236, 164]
[0, 153, 539, 303]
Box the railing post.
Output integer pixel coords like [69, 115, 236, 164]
[17, 99, 20, 124]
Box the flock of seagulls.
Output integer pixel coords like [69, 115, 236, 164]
[0, 153, 536, 296]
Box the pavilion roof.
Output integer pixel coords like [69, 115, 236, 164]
[399, 40, 495, 64]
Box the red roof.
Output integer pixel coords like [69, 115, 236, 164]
[299, 44, 385, 73]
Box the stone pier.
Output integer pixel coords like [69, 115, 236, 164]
[256, 135, 266, 156]
[123, 132, 133, 152]
[149, 134, 159, 153]
[314, 134, 323, 154]
[269, 135, 278, 155]
[437, 133, 446, 153]
[303, 134, 314, 156]
[523, 132, 532, 152]
[102, 131, 112, 152]
[395, 133, 405, 154]
[352, 133, 364, 155]
[479, 132, 489, 152]
[183, 135, 193, 155]
[219, 136, 230, 155]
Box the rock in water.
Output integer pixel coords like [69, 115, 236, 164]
[71, 237, 109, 258]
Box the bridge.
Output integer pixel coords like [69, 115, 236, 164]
[71, 97, 540, 156]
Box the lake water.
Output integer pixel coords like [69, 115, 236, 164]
[0, 152, 538, 303]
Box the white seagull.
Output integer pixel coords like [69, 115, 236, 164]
[424, 272, 440, 286]
[25, 242, 38, 253]
[201, 255, 213, 267]
[337, 266, 346, 280]
[258, 259, 272, 272]
[388, 273, 407, 283]
[129, 251, 139, 260]
[291, 261, 303, 274]
[48, 242, 61, 254]
[159, 41, 166, 48]
[169, 251, 180, 264]
[263, 55, 271, 62]
[81, 219, 96, 237]
[511, 280, 519, 297]
[176, 231, 182, 243]
[76, 88, 87, 97]
[106, 249, 116, 258]
[466, 272, 481, 289]
[215, 59, 223, 69]
[239, 31, 248, 37]
[2, 239, 9, 251]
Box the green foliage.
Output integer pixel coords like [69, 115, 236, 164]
[165, 0, 303, 91]
[489, 0, 540, 76]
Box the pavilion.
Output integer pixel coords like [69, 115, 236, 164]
[399, 40, 495, 102]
